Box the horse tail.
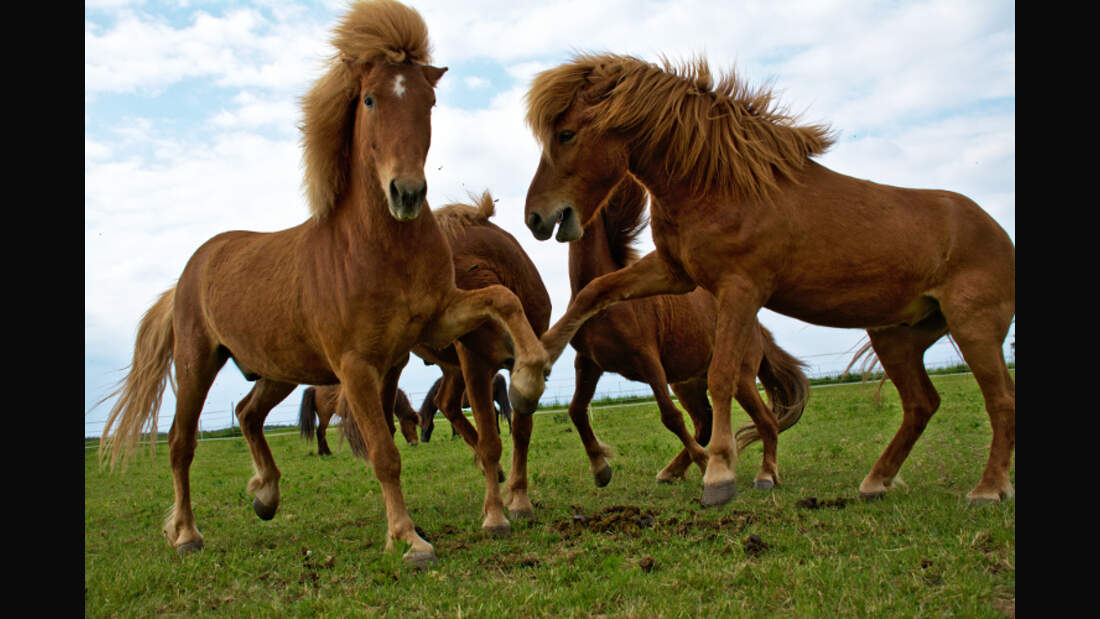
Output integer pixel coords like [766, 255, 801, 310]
[736, 325, 811, 450]
[299, 386, 318, 440]
[338, 395, 370, 460]
[842, 338, 890, 404]
[97, 287, 176, 470]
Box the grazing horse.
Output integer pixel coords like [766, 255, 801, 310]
[418, 372, 512, 442]
[299, 384, 420, 455]
[96, 0, 549, 565]
[523, 53, 1014, 507]
[566, 175, 810, 490]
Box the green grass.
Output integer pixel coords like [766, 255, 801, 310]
[85, 372, 1014, 617]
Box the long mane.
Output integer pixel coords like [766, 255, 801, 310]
[526, 52, 836, 201]
[434, 189, 497, 244]
[600, 176, 650, 268]
[299, 0, 432, 219]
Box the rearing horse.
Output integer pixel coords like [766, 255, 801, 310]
[566, 175, 810, 490]
[523, 53, 1014, 507]
[96, 0, 549, 566]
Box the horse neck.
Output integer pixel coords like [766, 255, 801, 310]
[568, 213, 621, 296]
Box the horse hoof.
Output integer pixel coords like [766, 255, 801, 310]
[484, 522, 511, 537]
[509, 508, 535, 520]
[754, 479, 774, 491]
[253, 497, 278, 521]
[701, 480, 737, 507]
[175, 540, 204, 556]
[859, 490, 887, 501]
[594, 464, 613, 488]
[404, 550, 438, 569]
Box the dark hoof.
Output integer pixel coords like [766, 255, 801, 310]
[859, 490, 887, 501]
[701, 480, 737, 507]
[594, 464, 613, 488]
[498, 469, 506, 484]
[404, 550, 438, 569]
[509, 508, 535, 520]
[253, 497, 278, 521]
[484, 522, 511, 537]
[754, 479, 774, 491]
[176, 540, 204, 556]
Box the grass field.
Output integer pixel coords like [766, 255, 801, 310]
[85, 372, 1014, 616]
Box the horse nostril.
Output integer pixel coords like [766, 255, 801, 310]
[527, 212, 542, 231]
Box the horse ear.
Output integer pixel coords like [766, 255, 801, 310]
[422, 65, 448, 87]
[341, 56, 374, 78]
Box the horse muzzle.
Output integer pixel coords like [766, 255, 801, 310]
[387, 177, 427, 222]
[526, 203, 582, 242]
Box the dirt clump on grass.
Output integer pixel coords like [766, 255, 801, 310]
[795, 496, 849, 510]
[554, 505, 657, 537]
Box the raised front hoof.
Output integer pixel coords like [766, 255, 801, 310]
[508, 382, 539, 416]
[701, 480, 737, 507]
[252, 497, 278, 521]
[175, 540, 204, 557]
[403, 550, 438, 569]
[594, 464, 613, 488]
[753, 479, 775, 491]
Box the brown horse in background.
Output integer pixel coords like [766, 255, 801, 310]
[403, 190, 551, 528]
[566, 176, 809, 490]
[96, 1, 548, 565]
[523, 53, 1014, 507]
[418, 372, 512, 442]
[299, 384, 420, 455]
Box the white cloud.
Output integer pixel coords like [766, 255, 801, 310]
[85, 0, 1014, 435]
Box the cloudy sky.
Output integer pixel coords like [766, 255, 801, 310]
[85, 0, 1015, 437]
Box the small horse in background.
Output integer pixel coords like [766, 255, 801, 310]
[523, 52, 1014, 506]
[418, 372, 512, 442]
[96, 1, 548, 566]
[565, 175, 810, 490]
[299, 384, 420, 456]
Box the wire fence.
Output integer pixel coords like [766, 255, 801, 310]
[85, 332, 1011, 441]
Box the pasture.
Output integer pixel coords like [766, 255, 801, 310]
[85, 372, 1014, 616]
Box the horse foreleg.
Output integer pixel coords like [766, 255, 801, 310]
[651, 376, 712, 481]
[457, 345, 510, 535]
[567, 354, 614, 487]
[542, 251, 695, 363]
[237, 378, 297, 520]
[701, 280, 765, 507]
[339, 355, 435, 566]
[504, 410, 535, 519]
[436, 369, 481, 449]
[424, 286, 550, 415]
[662, 378, 714, 483]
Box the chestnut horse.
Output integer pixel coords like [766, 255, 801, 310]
[566, 175, 810, 490]
[523, 53, 1014, 507]
[96, 1, 549, 565]
[299, 384, 420, 455]
[404, 191, 551, 527]
[418, 372, 512, 442]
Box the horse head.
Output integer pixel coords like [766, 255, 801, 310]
[348, 60, 447, 222]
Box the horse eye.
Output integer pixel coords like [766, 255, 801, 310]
[363, 94, 375, 108]
[558, 130, 576, 144]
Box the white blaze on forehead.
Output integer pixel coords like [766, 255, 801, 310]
[392, 74, 406, 98]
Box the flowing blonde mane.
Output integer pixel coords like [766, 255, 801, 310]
[299, 0, 432, 218]
[434, 190, 497, 244]
[526, 53, 836, 201]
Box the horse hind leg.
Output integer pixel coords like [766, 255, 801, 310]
[504, 409, 535, 519]
[859, 324, 945, 499]
[237, 378, 297, 520]
[567, 354, 615, 487]
[457, 345, 510, 536]
[650, 368, 709, 483]
[732, 336, 782, 490]
[164, 339, 227, 555]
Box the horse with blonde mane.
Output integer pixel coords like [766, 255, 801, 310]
[523, 53, 1014, 507]
[565, 175, 809, 490]
[299, 384, 420, 455]
[96, 0, 549, 566]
